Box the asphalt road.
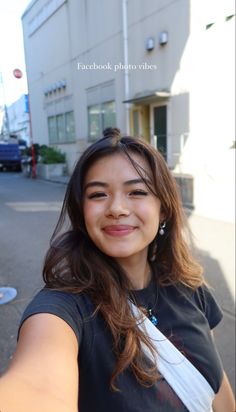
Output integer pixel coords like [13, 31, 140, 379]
[0, 172, 64, 373]
[0, 172, 235, 394]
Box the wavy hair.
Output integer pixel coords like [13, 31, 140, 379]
[43, 127, 203, 389]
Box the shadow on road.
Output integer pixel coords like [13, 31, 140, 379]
[194, 247, 235, 392]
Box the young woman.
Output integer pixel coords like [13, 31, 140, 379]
[0, 128, 235, 412]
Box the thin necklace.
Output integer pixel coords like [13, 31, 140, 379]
[146, 284, 159, 326]
[130, 279, 159, 326]
[147, 309, 158, 326]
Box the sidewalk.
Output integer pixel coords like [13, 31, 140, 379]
[37, 175, 70, 185]
[186, 213, 235, 392]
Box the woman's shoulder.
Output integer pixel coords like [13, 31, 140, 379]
[161, 280, 217, 299]
[24, 286, 94, 314]
[162, 281, 223, 328]
[18, 287, 95, 344]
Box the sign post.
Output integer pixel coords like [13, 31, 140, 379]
[13, 69, 36, 178]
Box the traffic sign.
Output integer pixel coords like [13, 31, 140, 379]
[13, 68, 23, 79]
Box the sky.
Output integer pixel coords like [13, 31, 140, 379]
[0, 0, 32, 107]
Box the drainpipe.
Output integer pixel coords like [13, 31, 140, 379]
[122, 0, 130, 135]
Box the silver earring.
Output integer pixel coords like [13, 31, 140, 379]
[159, 221, 166, 236]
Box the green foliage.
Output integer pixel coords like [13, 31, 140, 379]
[39, 145, 66, 164]
[23, 144, 66, 164]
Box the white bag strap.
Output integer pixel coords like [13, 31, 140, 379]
[130, 302, 215, 412]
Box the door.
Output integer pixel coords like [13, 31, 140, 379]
[154, 105, 167, 160]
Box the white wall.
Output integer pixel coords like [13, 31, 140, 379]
[174, 1, 235, 222]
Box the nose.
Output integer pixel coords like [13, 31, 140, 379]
[105, 195, 130, 219]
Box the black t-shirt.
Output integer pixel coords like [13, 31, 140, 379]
[19, 281, 223, 412]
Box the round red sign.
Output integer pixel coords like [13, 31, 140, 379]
[13, 69, 23, 79]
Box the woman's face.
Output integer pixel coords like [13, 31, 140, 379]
[83, 153, 162, 264]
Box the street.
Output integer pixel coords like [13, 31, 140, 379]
[0, 172, 235, 393]
[0, 172, 63, 373]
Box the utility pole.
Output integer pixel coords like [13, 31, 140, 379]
[12, 68, 36, 178]
[122, 0, 130, 135]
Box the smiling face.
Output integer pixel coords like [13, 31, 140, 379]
[83, 152, 162, 265]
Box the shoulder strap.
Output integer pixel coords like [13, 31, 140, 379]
[130, 302, 214, 412]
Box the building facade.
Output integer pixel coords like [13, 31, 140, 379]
[22, 0, 235, 222]
[6, 94, 30, 145]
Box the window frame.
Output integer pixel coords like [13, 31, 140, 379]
[48, 111, 76, 144]
[88, 100, 116, 141]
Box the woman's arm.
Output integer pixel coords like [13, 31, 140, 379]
[0, 313, 79, 412]
[210, 331, 235, 412]
[213, 371, 235, 412]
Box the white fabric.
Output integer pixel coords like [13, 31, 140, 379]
[130, 302, 215, 412]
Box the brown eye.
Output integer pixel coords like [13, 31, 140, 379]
[130, 190, 148, 196]
[87, 192, 107, 199]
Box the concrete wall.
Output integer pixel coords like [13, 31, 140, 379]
[128, 0, 190, 93]
[174, 1, 235, 222]
[72, 0, 125, 139]
[22, 0, 73, 148]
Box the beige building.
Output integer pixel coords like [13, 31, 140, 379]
[22, 0, 235, 222]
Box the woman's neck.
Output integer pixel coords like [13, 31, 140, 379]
[116, 255, 151, 290]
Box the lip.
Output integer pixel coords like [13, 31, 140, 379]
[102, 225, 137, 237]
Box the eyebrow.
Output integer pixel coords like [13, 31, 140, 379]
[84, 178, 150, 191]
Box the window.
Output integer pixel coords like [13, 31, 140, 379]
[133, 110, 140, 136]
[88, 105, 101, 141]
[56, 114, 65, 142]
[65, 111, 75, 141]
[102, 101, 116, 130]
[154, 105, 167, 160]
[88, 101, 116, 141]
[48, 111, 75, 143]
[48, 116, 57, 143]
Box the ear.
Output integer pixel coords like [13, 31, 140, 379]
[160, 210, 166, 223]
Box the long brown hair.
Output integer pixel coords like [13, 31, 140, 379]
[43, 127, 203, 389]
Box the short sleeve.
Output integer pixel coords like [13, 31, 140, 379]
[18, 288, 84, 344]
[194, 284, 223, 329]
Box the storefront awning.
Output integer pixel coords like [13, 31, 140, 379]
[123, 90, 171, 104]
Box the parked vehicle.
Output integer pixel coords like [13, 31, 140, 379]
[0, 143, 22, 171]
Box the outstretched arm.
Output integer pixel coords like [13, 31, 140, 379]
[213, 371, 235, 412]
[211, 330, 235, 412]
[0, 313, 79, 412]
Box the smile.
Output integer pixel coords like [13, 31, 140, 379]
[102, 225, 137, 237]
